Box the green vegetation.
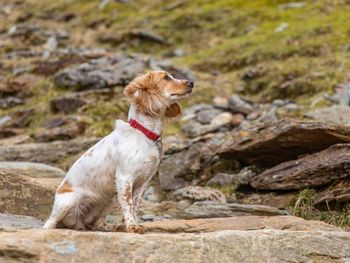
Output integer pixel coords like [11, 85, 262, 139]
[290, 188, 350, 228]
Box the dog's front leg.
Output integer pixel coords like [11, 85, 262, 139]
[116, 174, 145, 234]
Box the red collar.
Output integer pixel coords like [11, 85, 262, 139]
[128, 118, 160, 142]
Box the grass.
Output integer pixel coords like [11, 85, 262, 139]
[290, 188, 350, 228]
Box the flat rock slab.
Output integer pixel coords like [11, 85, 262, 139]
[0, 169, 55, 220]
[0, 162, 65, 178]
[54, 54, 147, 90]
[0, 214, 43, 232]
[314, 179, 350, 204]
[182, 201, 288, 219]
[143, 215, 341, 233]
[218, 120, 350, 167]
[0, 229, 349, 263]
[0, 138, 98, 165]
[251, 144, 350, 190]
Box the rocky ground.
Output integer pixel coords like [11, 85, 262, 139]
[1, 0, 350, 262]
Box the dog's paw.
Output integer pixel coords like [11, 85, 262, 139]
[125, 224, 145, 234]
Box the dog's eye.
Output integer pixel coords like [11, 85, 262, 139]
[163, 75, 171, 81]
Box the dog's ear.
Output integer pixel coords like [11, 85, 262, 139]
[165, 103, 181, 118]
[124, 73, 165, 116]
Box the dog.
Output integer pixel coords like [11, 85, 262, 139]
[43, 71, 194, 233]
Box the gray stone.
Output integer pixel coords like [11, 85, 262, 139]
[0, 213, 43, 232]
[196, 108, 223, 124]
[0, 162, 65, 178]
[305, 105, 350, 125]
[173, 186, 226, 203]
[228, 95, 254, 115]
[54, 54, 147, 90]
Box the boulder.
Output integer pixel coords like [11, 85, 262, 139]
[182, 201, 288, 219]
[196, 108, 222, 124]
[50, 96, 86, 114]
[54, 54, 147, 90]
[0, 138, 98, 165]
[0, 162, 65, 178]
[207, 167, 256, 189]
[0, 169, 56, 220]
[173, 186, 226, 203]
[33, 123, 85, 142]
[238, 192, 295, 209]
[143, 216, 340, 233]
[251, 144, 350, 190]
[0, 213, 43, 232]
[228, 94, 254, 115]
[314, 179, 350, 204]
[218, 120, 350, 167]
[0, 229, 349, 262]
[305, 105, 350, 125]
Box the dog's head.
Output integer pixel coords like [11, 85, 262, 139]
[124, 71, 194, 117]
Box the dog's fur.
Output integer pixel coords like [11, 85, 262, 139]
[43, 71, 194, 233]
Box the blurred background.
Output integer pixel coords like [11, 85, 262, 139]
[0, 0, 350, 232]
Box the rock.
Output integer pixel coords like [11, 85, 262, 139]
[231, 113, 245, 126]
[182, 112, 233, 138]
[50, 96, 86, 113]
[0, 96, 24, 109]
[33, 123, 85, 142]
[238, 192, 295, 209]
[207, 167, 256, 189]
[196, 108, 222, 124]
[158, 143, 205, 190]
[181, 103, 212, 121]
[0, 168, 55, 220]
[159, 138, 223, 190]
[173, 186, 226, 203]
[279, 2, 306, 10]
[218, 120, 350, 167]
[275, 22, 288, 33]
[0, 161, 65, 178]
[0, 127, 23, 139]
[54, 54, 147, 90]
[143, 216, 341, 233]
[305, 105, 350, 125]
[182, 201, 288, 219]
[228, 95, 254, 115]
[213, 96, 229, 109]
[0, 138, 98, 165]
[0, 134, 30, 146]
[42, 116, 68, 128]
[251, 144, 350, 190]
[162, 135, 192, 155]
[314, 179, 350, 204]
[0, 213, 43, 232]
[2, 75, 39, 97]
[0, 228, 349, 263]
[1, 108, 34, 128]
[100, 30, 166, 45]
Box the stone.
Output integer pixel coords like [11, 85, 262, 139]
[182, 201, 288, 219]
[207, 167, 256, 189]
[50, 96, 86, 114]
[0, 213, 43, 232]
[0, 96, 24, 109]
[305, 105, 350, 125]
[42, 116, 68, 129]
[0, 138, 98, 165]
[251, 144, 350, 190]
[238, 192, 295, 209]
[218, 120, 350, 167]
[181, 103, 212, 121]
[0, 161, 65, 178]
[100, 30, 166, 45]
[54, 54, 147, 90]
[33, 123, 85, 142]
[228, 94, 254, 115]
[158, 140, 220, 191]
[314, 179, 350, 204]
[196, 108, 222, 124]
[0, 228, 349, 263]
[162, 135, 192, 155]
[0, 169, 56, 220]
[149, 59, 195, 80]
[182, 112, 233, 138]
[0, 134, 30, 146]
[0, 75, 38, 97]
[213, 96, 229, 109]
[143, 216, 341, 233]
[173, 186, 226, 203]
[1, 108, 34, 128]
[231, 113, 245, 126]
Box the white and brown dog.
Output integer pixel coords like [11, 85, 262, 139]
[43, 71, 194, 234]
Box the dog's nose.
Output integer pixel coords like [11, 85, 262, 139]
[187, 81, 194, 88]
